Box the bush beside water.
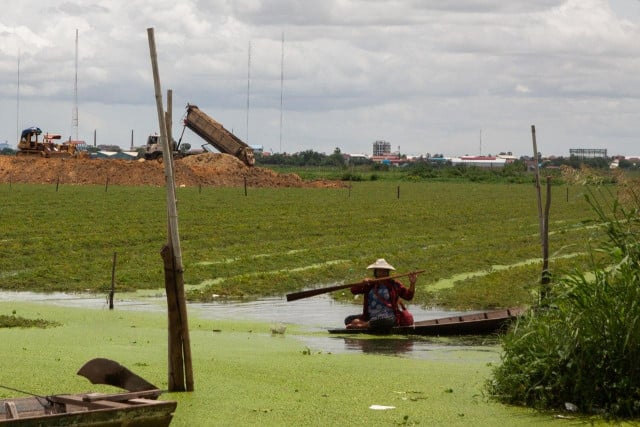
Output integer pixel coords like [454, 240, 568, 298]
[489, 186, 640, 418]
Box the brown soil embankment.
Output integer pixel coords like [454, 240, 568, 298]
[0, 153, 343, 188]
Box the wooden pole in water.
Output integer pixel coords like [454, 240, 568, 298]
[531, 125, 551, 305]
[147, 27, 193, 392]
[109, 252, 116, 310]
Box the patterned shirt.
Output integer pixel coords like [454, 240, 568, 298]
[367, 286, 396, 321]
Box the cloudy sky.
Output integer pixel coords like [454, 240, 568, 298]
[1, 0, 640, 157]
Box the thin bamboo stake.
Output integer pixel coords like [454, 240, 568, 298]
[109, 252, 116, 310]
[541, 176, 552, 302]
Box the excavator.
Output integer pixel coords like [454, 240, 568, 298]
[17, 127, 85, 158]
[142, 104, 255, 167]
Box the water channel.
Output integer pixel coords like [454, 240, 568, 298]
[0, 291, 501, 360]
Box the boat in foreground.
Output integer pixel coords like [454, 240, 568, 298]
[0, 389, 176, 427]
[328, 307, 525, 336]
[0, 358, 176, 426]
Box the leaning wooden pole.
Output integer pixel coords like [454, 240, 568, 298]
[147, 27, 194, 392]
[531, 125, 551, 305]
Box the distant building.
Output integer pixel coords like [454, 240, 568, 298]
[569, 148, 607, 159]
[450, 155, 507, 168]
[95, 151, 138, 160]
[346, 153, 369, 161]
[372, 140, 391, 156]
[97, 144, 122, 152]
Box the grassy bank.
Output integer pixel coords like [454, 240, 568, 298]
[1, 301, 568, 426]
[0, 181, 606, 309]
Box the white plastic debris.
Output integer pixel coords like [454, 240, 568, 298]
[369, 405, 396, 410]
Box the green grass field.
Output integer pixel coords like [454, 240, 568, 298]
[0, 181, 606, 309]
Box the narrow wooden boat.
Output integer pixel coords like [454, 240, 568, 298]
[328, 307, 525, 336]
[0, 358, 176, 426]
[0, 389, 176, 427]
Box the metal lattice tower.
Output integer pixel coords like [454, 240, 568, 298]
[72, 29, 79, 141]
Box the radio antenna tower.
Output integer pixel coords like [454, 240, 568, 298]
[279, 31, 284, 153]
[246, 40, 251, 144]
[72, 29, 79, 141]
[16, 49, 20, 144]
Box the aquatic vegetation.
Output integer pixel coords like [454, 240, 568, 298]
[0, 181, 603, 310]
[0, 312, 59, 328]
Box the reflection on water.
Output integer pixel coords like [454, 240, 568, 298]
[0, 291, 499, 360]
[343, 337, 415, 355]
[191, 295, 467, 331]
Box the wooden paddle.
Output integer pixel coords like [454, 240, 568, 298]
[286, 270, 426, 302]
[77, 358, 158, 392]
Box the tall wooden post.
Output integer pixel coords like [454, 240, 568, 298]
[147, 27, 194, 392]
[166, 89, 173, 149]
[531, 125, 551, 305]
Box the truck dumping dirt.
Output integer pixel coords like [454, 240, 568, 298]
[0, 153, 343, 188]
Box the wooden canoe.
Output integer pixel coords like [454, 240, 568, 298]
[0, 389, 176, 427]
[328, 307, 525, 336]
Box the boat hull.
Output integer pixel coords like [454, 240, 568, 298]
[1, 391, 176, 427]
[328, 307, 524, 336]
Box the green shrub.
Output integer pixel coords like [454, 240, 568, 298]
[0, 313, 60, 328]
[341, 172, 363, 181]
[488, 186, 640, 417]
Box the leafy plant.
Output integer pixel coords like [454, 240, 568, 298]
[488, 184, 640, 417]
[0, 181, 606, 310]
[0, 313, 60, 328]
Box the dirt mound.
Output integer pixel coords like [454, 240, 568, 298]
[0, 153, 344, 188]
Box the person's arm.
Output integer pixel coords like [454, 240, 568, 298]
[350, 279, 370, 295]
[397, 273, 417, 300]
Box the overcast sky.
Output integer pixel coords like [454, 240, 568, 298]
[1, 0, 640, 157]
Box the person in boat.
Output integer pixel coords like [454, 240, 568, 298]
[344, 258, 417, 330]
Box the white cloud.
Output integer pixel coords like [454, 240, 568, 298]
[0, 0, 639, 156]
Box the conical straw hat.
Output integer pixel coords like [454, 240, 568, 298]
[366, 258, 396, 270]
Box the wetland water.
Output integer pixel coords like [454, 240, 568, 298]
[0, 291, 501, 361]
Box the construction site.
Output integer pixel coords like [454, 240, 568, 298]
[0, 153, 342, 188]
[2, 103, 343, 189]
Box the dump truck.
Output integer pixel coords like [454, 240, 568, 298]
[183, 104, 255, 167]
[142, 105, 255, 166]
[17, 127, 83, 158]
